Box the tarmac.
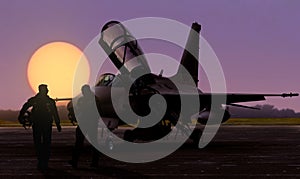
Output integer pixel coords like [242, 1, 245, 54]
[1, 125, 300, 178]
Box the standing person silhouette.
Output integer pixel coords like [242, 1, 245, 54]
[68, 84, 99, 169]
[18, 84, 61, 171]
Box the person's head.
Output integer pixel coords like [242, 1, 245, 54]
[38, 84, 49, 95]
[81, 84, 92, 97]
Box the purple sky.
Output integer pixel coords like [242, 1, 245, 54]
[0, 1, 299, 112]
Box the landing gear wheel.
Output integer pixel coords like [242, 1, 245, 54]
[190, 128, 202, 147]
[124, 130, 134, 142]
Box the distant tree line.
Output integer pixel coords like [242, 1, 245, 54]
[0, 106, 69, 121]
[229, 104, 300, 118]
[0, 104, 300, 121]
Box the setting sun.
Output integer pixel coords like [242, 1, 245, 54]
[27, 42, 90, 99]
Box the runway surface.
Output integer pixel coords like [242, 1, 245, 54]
[1, 125, 300, 178]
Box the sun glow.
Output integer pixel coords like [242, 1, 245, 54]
[27, 42, 90, 99]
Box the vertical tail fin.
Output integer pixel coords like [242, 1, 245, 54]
[176, 22, 201, 86]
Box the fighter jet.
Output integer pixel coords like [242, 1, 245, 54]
[68, 21, 298, 145]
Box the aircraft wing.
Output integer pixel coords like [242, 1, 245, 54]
[130, 91, 298, 112]
[153, 92, 298, 108]
[191, 92, 297, 106]
[180, 92, 297, 110]
[211, 93, 299, 104]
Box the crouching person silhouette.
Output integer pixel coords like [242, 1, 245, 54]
[18, 84, 61, 171]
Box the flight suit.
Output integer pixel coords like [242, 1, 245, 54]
[19, 93, 61, 170]
[69, 86, 99, 168]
